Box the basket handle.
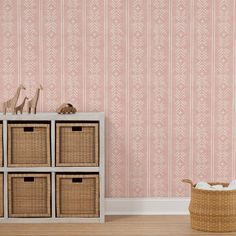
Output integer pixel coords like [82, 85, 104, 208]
[24, 127, 34, 132]
[72, 127, 82, 132]
[182, 179, 193, 187]
[72, 178, 83, 183]
[24, 177, 34, 182]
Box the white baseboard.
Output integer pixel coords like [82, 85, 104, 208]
[105, 198, 190, 215]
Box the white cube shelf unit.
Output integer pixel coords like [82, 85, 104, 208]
[0, 112, 105, 223]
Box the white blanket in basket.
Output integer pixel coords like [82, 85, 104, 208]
[195, 180, 236, 190]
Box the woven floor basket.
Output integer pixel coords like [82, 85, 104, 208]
[0, 174, 3, 217]
[183, 179, 236, 232]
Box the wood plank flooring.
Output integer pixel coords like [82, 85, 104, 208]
[0, 216, 235, 236]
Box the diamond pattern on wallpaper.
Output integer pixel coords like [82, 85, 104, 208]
[106, 0, 127, 197]
[128, 0, 148, 197]
[63, 0, 84, 111]
[171, 0, 191, 197]
[150, 0, 169, 197]
[0, 0, 236, 197]
[43, 0, 61, 111]
[0, 0, 18, 102]
[86, 0, 104, 112]
[21, 0, 39, 105]
[214, 0, 234, 181]
[193, 0, 212, 183]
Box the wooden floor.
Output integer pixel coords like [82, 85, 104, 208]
[0, 216, 235, 236]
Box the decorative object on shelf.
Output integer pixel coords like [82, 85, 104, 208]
[14, 97, 28, 115]
[2, 84, 26, 115]
[27, 84, 43, 114]
[56, 103, 77, 114]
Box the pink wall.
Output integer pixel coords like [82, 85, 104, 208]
[0, 0, 236, 197]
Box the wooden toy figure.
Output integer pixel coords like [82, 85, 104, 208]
[2, 84, 26, 115]
[14, 97, 28, 114]
[56, 103, 77, 114]
[27, 85, 43, 114]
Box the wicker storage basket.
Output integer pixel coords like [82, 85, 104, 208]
[56, 123, 99, 166]
[183, 179, 236, 232]
[0, 124, 2, 167]
[8, 123, 51, 167]
[8, 173, 51, 217]
[0, 173, 3, 217]
[56, 174, 99, 217]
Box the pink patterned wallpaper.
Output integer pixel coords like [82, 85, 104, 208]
[0, 0, 236, 197]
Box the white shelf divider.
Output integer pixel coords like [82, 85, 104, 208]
[51, 120, 55, 168]
[3, 120, 8, 219]
[51, 172, 56, 218]
[51, 119, 56, 218]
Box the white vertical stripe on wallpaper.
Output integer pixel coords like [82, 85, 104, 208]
[168, 0, 172, 197]
[104, 0, 108, 195]
[39, 0, 43, 111]
[211, 0, 215, 181]
[104, 0, 106, 100]
[233, 0, 236, 179]
[17, 0, 21, 87]
[61, 0, 64, 103]
[38, 0, 41, 95]
[126, 0, 130, 197]
[189, 0, 194, 184]
[104, 0, 107, 111]
[83, 0, 86, 111]
[146, 0, 151, 197]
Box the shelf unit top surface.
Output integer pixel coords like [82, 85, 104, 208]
[0, 112, 105, 121]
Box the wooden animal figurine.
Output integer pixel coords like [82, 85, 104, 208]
[3, 84, 26, 115]
[27, 85, 43, 114]
[14, 97, 28, 114]
[56, 103, 77, 114]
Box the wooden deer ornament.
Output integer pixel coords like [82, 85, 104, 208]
[3, 84, 26, 115]
[14, 97, 28, 114]
[27, 85, 43, 114]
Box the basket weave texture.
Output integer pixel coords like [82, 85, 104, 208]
[8, 173, 51, 217]
[0, 174, 3, 217]
[0, 124, 2, 166]
[56, 174, 99, 217]
[56, 123, 99, 166]
[8, 123, 51, 167]
[183, 179, 236, 232]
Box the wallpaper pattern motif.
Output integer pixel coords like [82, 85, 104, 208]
[0, 0, 236, 197]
